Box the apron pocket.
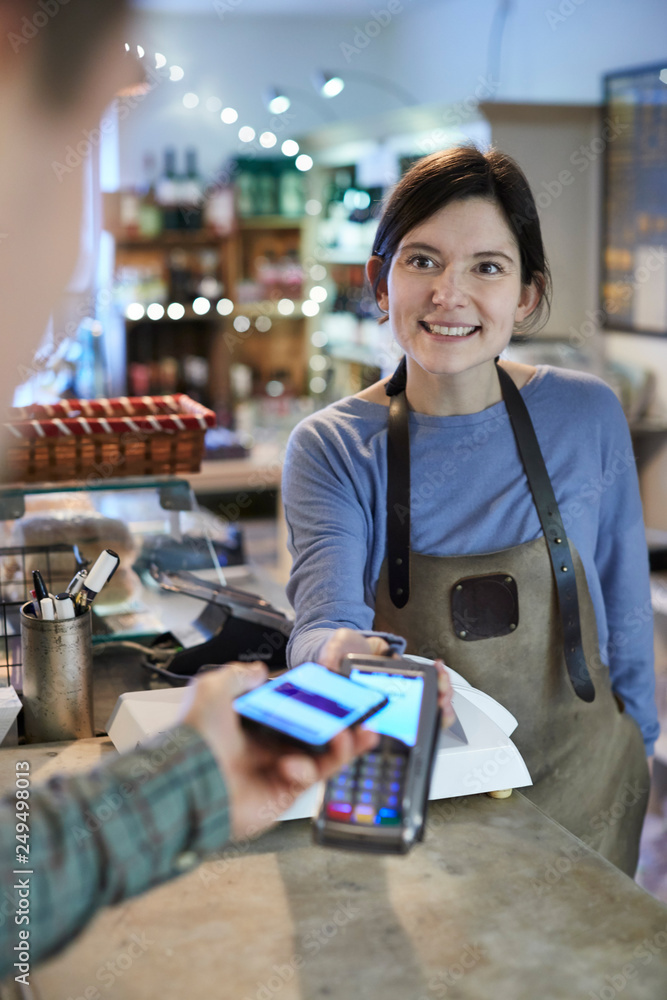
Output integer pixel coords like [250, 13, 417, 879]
[451, 573, 519, 640]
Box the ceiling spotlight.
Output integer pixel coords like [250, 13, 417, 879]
[265, 88, 291, 114]
[313, 71, 345, 98]
[315, 68, 417, 106]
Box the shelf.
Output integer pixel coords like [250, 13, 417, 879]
[232, 302, 309, 319]
[124, 307, 218, 324]
[115, 229, 230, 248]
[0, 476, 194, 520]
[238, 216, 305, 230]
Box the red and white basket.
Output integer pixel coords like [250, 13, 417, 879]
[2, 394, 216, 484]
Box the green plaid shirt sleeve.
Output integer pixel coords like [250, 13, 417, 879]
[0, 724, 230, 976]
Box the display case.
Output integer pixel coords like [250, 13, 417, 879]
[0, 475, 241, 688]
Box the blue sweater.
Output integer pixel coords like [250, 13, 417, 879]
[282, 365, 659, 755]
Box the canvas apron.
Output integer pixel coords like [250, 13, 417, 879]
[373, 359, 649, 876]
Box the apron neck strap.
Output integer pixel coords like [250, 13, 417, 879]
[385, 357, 595, 702]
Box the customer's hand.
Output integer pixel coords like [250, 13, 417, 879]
[318, 629, 456, 729]
[179, 661, 379, 841]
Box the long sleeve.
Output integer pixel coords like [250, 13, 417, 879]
[0, 725, 231, 977]
[592, 395, 659, 755]
[283, 412, 405, 667]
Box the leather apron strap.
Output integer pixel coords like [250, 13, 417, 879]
[385, 356, 596, 703]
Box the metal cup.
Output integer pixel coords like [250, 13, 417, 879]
[20, 602, 94, 742]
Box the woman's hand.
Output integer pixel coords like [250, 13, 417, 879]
[319, 629, 457, 729]
[179, 661, 379, 842]
[317, 627, 390, 670]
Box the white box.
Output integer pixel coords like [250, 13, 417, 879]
[107, 667, 531, 822]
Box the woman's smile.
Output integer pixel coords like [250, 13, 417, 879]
[419, 321, 480, 339]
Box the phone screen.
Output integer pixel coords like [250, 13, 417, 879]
[233, 662, 388, 748]
[349, 670, 425, 747]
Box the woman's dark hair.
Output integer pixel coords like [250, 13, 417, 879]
[4, 0, 130, 111]
[371, 145, 552, 334]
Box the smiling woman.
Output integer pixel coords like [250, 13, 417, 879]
[282, 145, 658, 877]
[367, 197, 541, 412]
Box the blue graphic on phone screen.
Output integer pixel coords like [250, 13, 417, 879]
[233, 663, 387, 745]
[350, 670, 424, 747]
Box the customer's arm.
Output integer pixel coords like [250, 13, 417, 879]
[0, 662, 377, 975]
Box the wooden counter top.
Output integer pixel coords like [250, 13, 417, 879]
[1, 737, 666, 999]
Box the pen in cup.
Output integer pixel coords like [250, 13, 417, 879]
[66, 566, 88, 597]
[32, 569, 49, 604]
[39, 597, 55, 620]
[54, 593, 76, 620]
[74, 548, 120, 613]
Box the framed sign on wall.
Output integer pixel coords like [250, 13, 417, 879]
[602, 62, 667, 336]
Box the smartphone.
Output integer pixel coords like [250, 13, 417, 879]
[233, 661, 389, 754]
[313, 655, 441, 853]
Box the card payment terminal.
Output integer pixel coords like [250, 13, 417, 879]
[313, 655, 441, 854]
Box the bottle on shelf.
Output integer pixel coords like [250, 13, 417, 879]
[278, 169, 305, 218]
[279, 249, 303, 298]
[235, 166, 257, 218]
[119, 190, 141, 238]
[204, 182, 235, 235]
[179, 148, 204, 230]
[156, 148, 180, 230]
[197, 249, 224, 300]
[167, 249, 192, 302]
[255, 167, 278, 216]
[138, 153, 163, 239]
